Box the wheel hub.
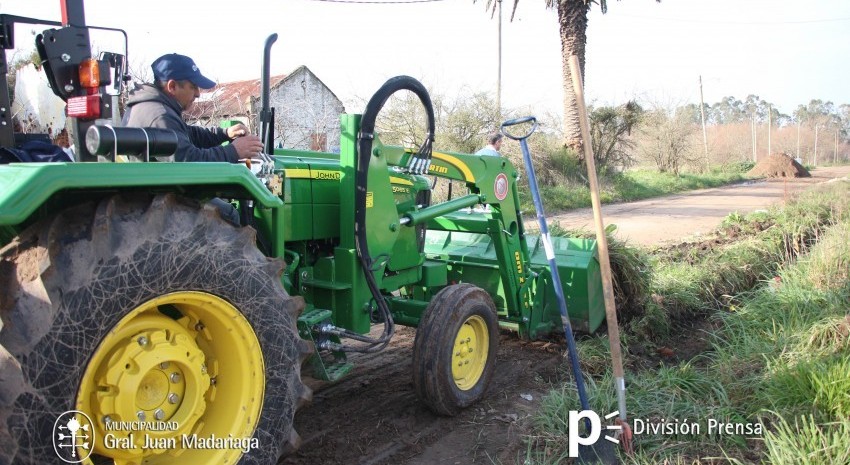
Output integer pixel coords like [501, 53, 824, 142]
[452, 315, 489, 390]
[76, 292, 265, 464]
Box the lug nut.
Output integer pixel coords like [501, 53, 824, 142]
[170, 373, 181, 384]
[137, 336, 148, 346]
[168, 393, 180, 404]
[160, 362, 170, 369]
[210, 377, 217, 386]
[154, 409, 165, 420]
[194, 322, 205, 331]
[103, 415, 113, 425]
[137, 411, 146, 421]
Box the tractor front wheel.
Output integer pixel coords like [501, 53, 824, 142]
[412, 284, 498, 416]
[0, 194, 312, 465]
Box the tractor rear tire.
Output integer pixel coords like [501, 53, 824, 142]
[412, 284, 498, 416]
[0, 194, 312, 465]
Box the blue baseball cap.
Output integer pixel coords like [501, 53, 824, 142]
[151, 53, 216, 89]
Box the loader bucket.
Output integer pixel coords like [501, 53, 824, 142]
[424, 228, 605, 335]
[525, 234, 605, 333]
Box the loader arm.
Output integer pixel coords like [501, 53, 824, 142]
[373, 144, 537, 322]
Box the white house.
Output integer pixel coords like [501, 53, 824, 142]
[188, 66, 345, 152]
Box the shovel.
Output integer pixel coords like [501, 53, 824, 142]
[501, 117, 618, 464]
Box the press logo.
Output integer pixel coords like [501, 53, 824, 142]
[52, 410, 95, 463]
[568, 409, 622, 457]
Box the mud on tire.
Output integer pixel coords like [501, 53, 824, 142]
[0, 194, 312, 465]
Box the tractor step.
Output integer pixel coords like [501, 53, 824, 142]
[297, 308, 354, 382]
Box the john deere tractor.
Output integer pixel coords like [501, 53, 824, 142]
[0, 2, 604, 464]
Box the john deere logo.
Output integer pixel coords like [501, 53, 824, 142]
[494, 173, 509, 201]
[53, 410, 95, 463]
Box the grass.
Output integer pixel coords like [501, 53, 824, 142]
[524, 180, 850, 464]
[633, 180, 849, 338]
[761, 414, 850, 465]
[518, 168, 750, 215]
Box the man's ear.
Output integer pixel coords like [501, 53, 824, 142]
[164, 79, 179, 94]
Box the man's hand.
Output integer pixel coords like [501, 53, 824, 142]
[231, 135, 265, 159]
[226, 123, 250, 139]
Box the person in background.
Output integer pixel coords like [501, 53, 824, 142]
[475, 132, 503, 157]
[123, 53, 265, 225]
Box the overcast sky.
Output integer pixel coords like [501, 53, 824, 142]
[6, 0, 850, 118]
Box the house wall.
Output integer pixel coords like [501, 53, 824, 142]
[268, 67, 345, 153]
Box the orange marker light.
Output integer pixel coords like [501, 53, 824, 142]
[79, 59, 100, 88]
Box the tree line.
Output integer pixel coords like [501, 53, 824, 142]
[370, 87, 849, 182]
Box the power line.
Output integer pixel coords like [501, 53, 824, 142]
[615, 14, 850, 25]
[306, 0, 446, 4]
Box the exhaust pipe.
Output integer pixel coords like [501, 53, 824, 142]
[260, 33, 278, 154]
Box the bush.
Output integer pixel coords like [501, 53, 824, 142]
[715, 160, 756, 173]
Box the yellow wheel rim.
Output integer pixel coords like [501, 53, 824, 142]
[76, 291, 264, 464]
[451, 315, 489, 391]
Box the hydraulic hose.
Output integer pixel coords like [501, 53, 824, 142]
[340, 75, 435, 353]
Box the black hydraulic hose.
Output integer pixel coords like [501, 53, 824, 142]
[339, 76, 435, 353]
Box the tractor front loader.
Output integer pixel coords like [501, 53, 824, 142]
[0, 2, 605, 464]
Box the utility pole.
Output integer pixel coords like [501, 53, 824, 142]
[767, 105, 772, 156]
[496, 0, 502, 120]
[796, 120, 801, 160]
[814, 124, 819, 166]
[835, 129, 839, 164]
[699, 76, 709, 168]
[752, 113, 757, 162]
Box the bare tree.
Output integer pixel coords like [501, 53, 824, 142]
[637, 104, 699, 175]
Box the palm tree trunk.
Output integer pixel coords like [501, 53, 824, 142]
[557, 0, 591, 154]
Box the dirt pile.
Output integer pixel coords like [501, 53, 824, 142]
[748, 152, 810, 178]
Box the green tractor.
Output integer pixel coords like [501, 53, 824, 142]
[0, 2, 604, 464]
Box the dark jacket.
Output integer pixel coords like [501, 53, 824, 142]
[123, 84, 237, 162]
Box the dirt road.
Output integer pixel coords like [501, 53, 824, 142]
[282, 166, 850, 465]
[540, 165, 850, 246]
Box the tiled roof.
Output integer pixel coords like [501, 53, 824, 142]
[187, 74, 287, 120]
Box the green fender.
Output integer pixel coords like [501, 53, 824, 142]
[0, 162, 282, 227]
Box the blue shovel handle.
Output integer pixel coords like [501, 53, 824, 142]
[500, 116, 538, 141]
[501, 115, 591, 417]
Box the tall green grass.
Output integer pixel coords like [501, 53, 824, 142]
[762, 415, 850, 465]
[636, 180, 850, 339]
[525, 181, 850, 464]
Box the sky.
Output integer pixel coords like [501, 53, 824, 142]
[5, 0, 850, 120]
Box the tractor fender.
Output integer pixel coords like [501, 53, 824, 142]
[0, 162, 282, 226]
